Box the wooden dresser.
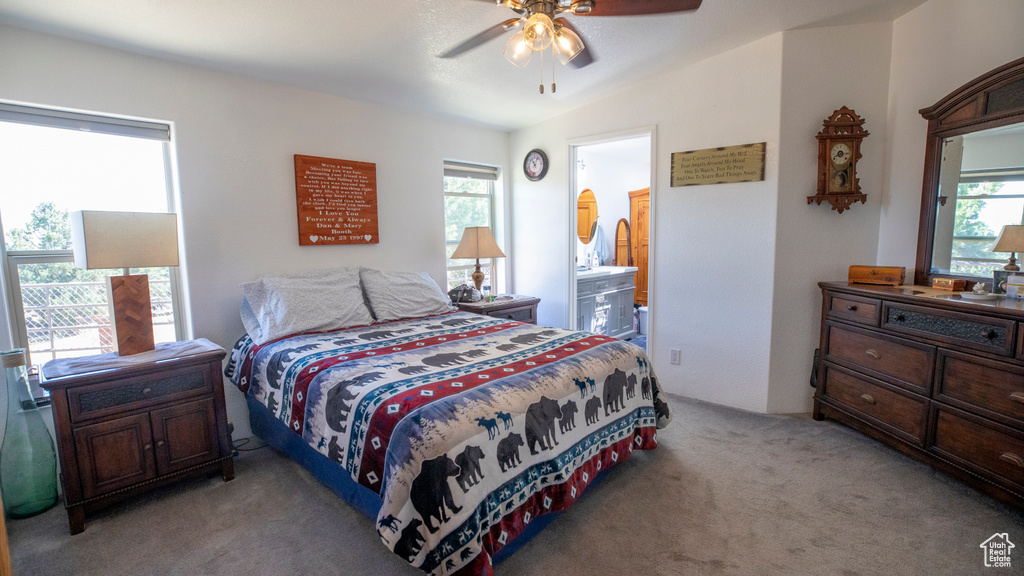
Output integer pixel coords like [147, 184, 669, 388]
[815, 282, 1024, 507]
[41, 345, 234, 533]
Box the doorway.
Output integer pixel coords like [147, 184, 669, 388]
[568, 128, 655, 353]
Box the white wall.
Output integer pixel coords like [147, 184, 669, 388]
[877, 0, 1024, 273]
[767, 22, 893, 414]
[0, 24, 510, 438]
[512, 35, 784, 413]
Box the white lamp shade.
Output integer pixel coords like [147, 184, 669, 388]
[71, 210, 180, 270]
[451, 226, 506, 260]
[992, 225, 1024, 253]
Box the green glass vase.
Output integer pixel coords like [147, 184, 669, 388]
[0, 349, 58, 518]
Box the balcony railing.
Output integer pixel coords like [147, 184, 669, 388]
[22, 279, 174, 363]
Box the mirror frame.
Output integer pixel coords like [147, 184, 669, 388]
[914, 56, 1024, 286]
[577, 188, 598, 245]
[614, 218, 633, 266]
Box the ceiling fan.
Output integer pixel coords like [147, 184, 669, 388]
[441, 0, 703, 92]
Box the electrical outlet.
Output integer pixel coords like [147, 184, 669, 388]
[670, 349, 681, 365]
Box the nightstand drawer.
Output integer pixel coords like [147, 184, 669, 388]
[488, 305, 537, 324]
[68, 364, 213, 423]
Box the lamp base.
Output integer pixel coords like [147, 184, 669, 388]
[107, 274, 155, 356]
[471, 260, 484, 292]
[1005, 252, 1020, 271]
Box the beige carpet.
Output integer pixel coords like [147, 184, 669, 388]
[9, 394, 1024, 575]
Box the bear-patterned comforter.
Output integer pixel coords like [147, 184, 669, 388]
[227, 311, 670, 575]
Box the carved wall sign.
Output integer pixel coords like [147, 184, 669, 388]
[294, 154, 379, 246]
[670, 142, 766, 187]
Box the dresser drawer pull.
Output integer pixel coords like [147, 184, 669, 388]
[894, 313, 906, 322]
[999, 453, 1024, 468]
[1010, 392, 1024, 404]
[846, 305, 858, 312]
[142, 387, 152, 395]
[865, 349, 880, 359]
[860, 394, 876, 405]
[981, 329, 998, 340]
[144, 443, 153, 451]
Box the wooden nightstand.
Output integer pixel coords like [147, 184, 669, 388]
[457, 295, 540, 324]
[40, 341, 234, 534]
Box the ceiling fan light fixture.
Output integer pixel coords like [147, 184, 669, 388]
[553, 24, 584, 64]
[522, 13, 555, 51]
[503, 31, 533, 68]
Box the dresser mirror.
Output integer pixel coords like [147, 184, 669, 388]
[577, 189, 598, 245]
[915, 57, 1024, 285]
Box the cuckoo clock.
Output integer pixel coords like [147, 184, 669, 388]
[807, 106, 869, 213]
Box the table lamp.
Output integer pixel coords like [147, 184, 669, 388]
[992, 224, 1024, 271]
[70, 211, 180, 356]
[451, 226, 505, 292]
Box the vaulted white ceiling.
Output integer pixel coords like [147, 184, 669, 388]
[0, 0, 927, 130]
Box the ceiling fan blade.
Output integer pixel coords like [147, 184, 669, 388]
[440, 18, 523, 58]
[556, 19, 595, 68]
[575, 0, 702, 16]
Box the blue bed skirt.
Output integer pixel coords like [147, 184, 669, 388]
[246, 395, 573, 566]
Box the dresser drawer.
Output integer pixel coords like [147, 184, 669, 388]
[827, 293, 880, 326]
[932, 407, 1024, 488]
[68, 364, 213, 423]
[821, 364, 927, 443]
[936, 350, 1024, 424]
[883, 303, 1015, 357]
[825, 323, 935, 393]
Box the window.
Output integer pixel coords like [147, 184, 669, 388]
[942, 168, 1024, 276]
[0, 104, 182, 384]
[444, 162, 499, 291]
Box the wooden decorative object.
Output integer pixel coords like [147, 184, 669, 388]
[107, 274, 155, 356]
[848, 265, 905, 286]
[614, 218, 632, 266]
[932, 278, 967, 291]
[294, 154, 379, 246]
[807, 107, 869, 213]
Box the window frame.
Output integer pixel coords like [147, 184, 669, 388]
[0, 104, 185, 387]
[444, 162, 501, 293]
[944, 173, 1024, 274]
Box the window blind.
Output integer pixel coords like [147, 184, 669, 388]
[0, 103, 171, 141]
[444, 161, 498, 181]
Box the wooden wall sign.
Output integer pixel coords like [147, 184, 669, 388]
[295, 154, 379, 246]
[671, 142, 766, 187]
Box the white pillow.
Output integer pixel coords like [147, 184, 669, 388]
[359, 268, 454, 322]
[240, 267, 374, 345]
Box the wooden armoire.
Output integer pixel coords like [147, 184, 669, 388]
[629, 187, 650, 306]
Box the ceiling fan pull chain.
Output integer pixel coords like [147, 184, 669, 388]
[551, 49, 556, 93]
[539, 48, 544, 94]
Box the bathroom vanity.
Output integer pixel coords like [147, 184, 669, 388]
[577, 266, 637, 340]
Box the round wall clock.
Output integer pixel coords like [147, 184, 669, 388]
[523, 149, 548, 181]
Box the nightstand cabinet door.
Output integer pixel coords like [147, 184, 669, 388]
[152, 399, 218, 475]
[74, 413, 156, 499]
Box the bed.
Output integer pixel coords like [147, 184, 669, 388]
[225, 267, 671, 575]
